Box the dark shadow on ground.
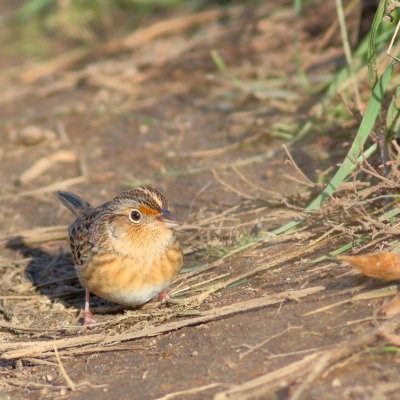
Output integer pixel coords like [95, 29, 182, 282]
[6, 238, 123, 323]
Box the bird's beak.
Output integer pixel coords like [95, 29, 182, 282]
[156, 209, 180, 229]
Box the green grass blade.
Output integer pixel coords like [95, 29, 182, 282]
[311, 237, 370, 263]
[197, 58, 393, 262]
[386, 86, 400, 140]
[18, 0, 54, 19]
[378, 206, 400, 222]
[272, 144, 377, 235]
[368, 0, 386, 89]
[273, 61, 395, 235]
[377, 346, 400, 352]
[322, 26, 394, 111]
[210, 49, 228, 74]
[310, 62, 394, 206]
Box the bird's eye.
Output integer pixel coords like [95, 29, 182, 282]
[129, 209, 142, 223]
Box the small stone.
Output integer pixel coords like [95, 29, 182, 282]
[139, 125, 149, 134]
[191, 351, 198, 357]
[18, 126, 56, 146]
[332, 378, 341, 387]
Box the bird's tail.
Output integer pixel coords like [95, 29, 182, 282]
[57, 191, 92, 217]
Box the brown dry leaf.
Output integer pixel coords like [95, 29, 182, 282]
[337, 253, 400, 280]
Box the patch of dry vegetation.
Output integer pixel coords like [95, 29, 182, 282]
[1, 0, 400, 398]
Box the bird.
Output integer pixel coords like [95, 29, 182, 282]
[57, 187, 183, 326]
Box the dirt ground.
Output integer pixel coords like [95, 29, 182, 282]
[1, 1, 400, 399]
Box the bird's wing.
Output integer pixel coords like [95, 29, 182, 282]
[68, 207, 106, 267]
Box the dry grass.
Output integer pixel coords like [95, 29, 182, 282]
[1, 0, 400, 398]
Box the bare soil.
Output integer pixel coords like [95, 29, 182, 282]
[0, 1, 399, 399]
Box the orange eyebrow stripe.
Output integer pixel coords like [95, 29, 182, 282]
[138, 206, 159, 215]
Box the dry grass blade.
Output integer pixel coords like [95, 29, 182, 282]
[0, 225, 67, 248]
[1, 286, 324, 359]
[193, 228, 337, 305]
[4, 377, 68, 390]
[0, 321, 66, 333]
[0, 176, 87, 200]
[335, 0, 362, 111]
[214, 314, 400, 400]
[302, 286, 399, 316]
[283, 144, 315, 186]
[21, 7, 241, 83]
[183, 134, 261, 158]
[19, 150, 78, 184]
[53, 344, 77, 391]
[155, 383, 230, 400]
[214, 352, 322, 400]
[239, 326, 300, 360]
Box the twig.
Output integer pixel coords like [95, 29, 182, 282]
[155, 383, 230, 400]
[212, 170, 257, 201]
[4, 377, 68, 390]
[21, 8, 240, 83]
[232, 167, 282, 198]
[214, 352, 322, 400]
[162, 151, 278, 178]
[213, 314, 400, 400]
[18, 150, 78, 184]
[289, 352, 332, 400]
[0, 225, 67, 248]
[1, 286, 324, 359]
[238, 325, 301, 360]
[0, 321, 66, 333]
[302, 285, 399, 316]
[172, 272, 231, 296]
[266, 345, 332, 360]
[53, 344, 77, 391]
[188, 180, 213, 217]
[183, 134, 261, 158]
[48, 344, 141, 357]
[283, 144, 315, 186]
[0, 176, 87, 200]
[193, 227, 337, 305]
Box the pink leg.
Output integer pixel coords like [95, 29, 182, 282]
[158, 290, 170, 304]
[83, 289, 97, 326]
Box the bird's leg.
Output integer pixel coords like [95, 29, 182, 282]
[83, 289, 97, 326]
[158, 290, 170, 304]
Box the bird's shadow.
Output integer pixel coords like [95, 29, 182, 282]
[6, 237, 119, 323]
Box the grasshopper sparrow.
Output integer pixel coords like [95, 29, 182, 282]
[57, 187, 183, 326]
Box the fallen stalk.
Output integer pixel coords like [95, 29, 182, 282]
[0, 286, 324, 359]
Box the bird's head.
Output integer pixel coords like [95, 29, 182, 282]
[106, 186, 180, 257]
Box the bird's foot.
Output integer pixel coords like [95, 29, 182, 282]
[83, 311, 97, 327]
[158, 291, 171, 305]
